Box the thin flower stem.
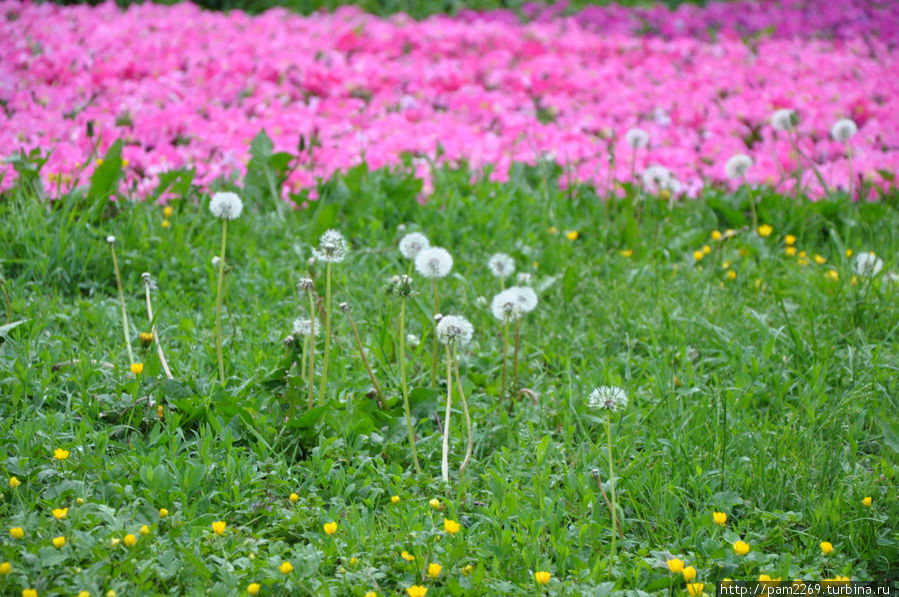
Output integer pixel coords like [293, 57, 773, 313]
[846, 142, 854, 200]
[500, 317, 509, 407]
[453, 344, 473, 475]
[743, 174, 758, 230]
[301, 331, 309, 412]
[0, 280, 10, 325]
[629, 146, 637, 185]
[399, 298, 422, 474]
[342, 304, 385, 403]
[606, 413, 618, 569]
[143, 277, 173, 379]
[306, 289, 316, 411]
[109, 243, 134, 365]
[319, 262, 332, 403]
[431, 278, 439, 386]
[441, 342, 454, 484]
[214, 219, 227, 385]
[513, 317, 521, 396]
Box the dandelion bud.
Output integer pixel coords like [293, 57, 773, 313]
[211, 256, 221, 268]
[339, 302, 350, 313]
[139, 332, 154, 347]
[106, 235, 116, 245]
[398, 275, 413, 297]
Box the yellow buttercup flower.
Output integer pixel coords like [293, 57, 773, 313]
[862, 496, 872, 507]
[53, 535, 66, 548]
[162, 220, 170, 229]
[247, 583, 260, 595]
[688, 583, 704, 596]
[106, 591, 116, 597]
[211, 521, 226, 535]
[10, 527, 24, 539]
[757, 224, 773, 237]
[850, 275, 858, 285]
[443, 518, 460, 534]
[711, 230, 722, 241]
[726, 270, 737, 281]
[391, 495, 400, 504]
[139, 525, 149, 536]
[548, 226, 558, 235]
[131, 363, 144, 375]
[110, 537, 121, 546]
[693, 250, 704, 261]
[289, 493, 299, 503]
[667, 559, 684, 574]
[156, 405, 164, 418]
[323, 521, 337, 535]
[462, 564, 473, 575]
[820, 541, 834, 555]
[23, 590, 38, 597]
[784, 234, 796, 245]
[535, 571, 551, 585]
[712, 512, 727, 526]
[279, 561, 293, 574]
[406, 586, 427, 597]
[123, 534, 136, 547]
[122, 159, 130, 167]
[78, 592, 90, 597]
[702, 245, 711, 255]
[163, 206, 174, 217]
[733, 540, 750, 555]
[566, 230, 579, 241]
[76, 498, 84, 505]
[845, 249, 853, 257]
[159, 508, 169, 517]
[401, 550, 415, 561]
[9, 476, 20, 488]
[785, 246, 797, 256]
[0, 562, 10, 575]
[52, 508, 68, 520]
[682, 566, 697, 581]
[364, 592, 377, 597]
[429, 498, 441, 509]
[620, 249, 634, 258]
[428, 562, 442, 578]
[54, 448, 70, 460]
[825, 270, 839, 281]
[349, 557, 358, 566]
[814, 254, 827, 265]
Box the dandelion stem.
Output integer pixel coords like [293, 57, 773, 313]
[846, 142, 854, 200]
[306, 289, 316, 411]
[453, 344, 473, 475]
[319, 262, 332, 403]
[301, 331, 309, 411]
[0, 280, 10, 325]
[513, 317, 521, 396]
[214, 219, 227, 385]
[441, 342, 454, 484]
[143, 276, 173, 379]
[500, 317, 509, 407]
[606, 412, 619, 569]
[431, 278, 439, 386]
[399, 298, 422, 474]
[342, 303, 385, 404]
[629, 146, 637, 185]
[743, 174, 758, 231]
[109, 242, 135, 365]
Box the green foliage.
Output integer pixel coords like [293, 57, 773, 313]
[0, 151, 897, 594]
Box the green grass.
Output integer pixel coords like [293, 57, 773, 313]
[1, 154, 898, 596]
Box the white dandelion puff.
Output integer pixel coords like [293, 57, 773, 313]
[487, 253, 516, 279]
[491, 288, 521, 321]
[511, 285, 538, 314]
[854, 252, 883, 276]
[106, 235, 116, 245]
[435, 315, 474, 346]
[642, 165, 672, 191]
[831, 119, 858, 142]
[399, 232, 430, 260]
[292, 318, 318, 337]
[209, 191, 243, 220]
[625, 128, 650, 149]
[725, 154, 753, 179]
[406, 333, 419, 348]
[476, 296, 488, 308]
[415, 247, 453, 279]
[588, 386, 628, 412]
[516, 272, 533, 286]
[771, 109, 797, 131]
[312, 229, 348, 263]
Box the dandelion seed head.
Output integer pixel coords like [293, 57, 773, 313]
[436, 314, 473, 346]
[297, 277, 315, 292]
[415, 247, 453, 279]
[292, 318, 317, 337]
[209, 191, 243, 220]
[399, 232, 430, 260]
[491, 288, 521, 321]
[625, 128, 649, 149]
[771, 109, 797, 131]
[854, 252, 883, 276]
[516, 272, 533, 286]
[476, 295, 488, 308]
[831, 118, 858, 142]
[587, 386, 628, 412]
[312, 229, 348, 263]
[642, 165, 672, 191]
[406, 333, 419, 348]
[725, 154, 753, 179]
[211, 256, 221, 268]
[511, 285, 538, 314]
[487, 253, 515, 279]
[106, 235, 116, 245]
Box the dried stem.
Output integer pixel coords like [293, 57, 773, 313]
[341, 303, 385, 403]
[142, 274, 173, 379]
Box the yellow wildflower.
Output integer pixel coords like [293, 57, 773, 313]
[733, 540, 750, 555]
[54, 449, 69, 460]
[693, 250, 704, 261]
[682, 566, 697, 581]
[785, 234, 796, 245]
[391, 495, 400, 504]
[364, 593, 377, 597]
[131, 363, 144, 375]
[845, 249, 853, 257]
[825, 270, 839, 281]
[10, 527, 24, 539]
[139, 332, 154, 346]
[862, 497, 872, 507]
[814, 254, 827, 264]
[323, 521, 337, 535]
[820, 541, 834, 555]
[279, 561, 293, 574]
[9, 476, 21, 488]
[463, 564, 473, 575]
[122, 159, 130, 167]
[52, 508, 68, 520]
[110, 537, 120, 546]
[76, 498, 84, 505]
[211, 521, 226, 534]
[443, 518, 460, 534]
[688, 583, 704, 596]
[23, 590, 38, 597]
[247, 583, 260, 595]
[712, 512, 727, 526]
[289, 493, 299, 503]
[758, 224, 773, 237]
[78, 592, 90, 597]
[428, 562, 442, 578]
[722, 260, 731, 269]
[727, 270, 737, 281]
[702, 245, 711, 255]
[162, 220, 170, 229]
[123, 534, 136, 547]
[163, 206, 173, 217]
[401, 551, 415, 562]
[96, 158, 104, 166]
[565, 230, 579, 241]
[548, 226, 558, 235]
[711, 230, 722, 241]
[139, 525, 149, 536]
[159, 508, 169, 517]
[667, 559, 684, 574]
[53, 535, 66, 548]
[107, 592, 115, 597]
[619, 249, 633, 258]
[535, 571, 551, 585]
[406, 586, 427, 597]
[785, 246, 797, 256]
[157, 405, 164, 418]
[429, 498, 441, 509]
[0, 562, 10, 575]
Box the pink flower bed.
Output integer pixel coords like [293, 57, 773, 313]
[1, 0, 897, 201]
